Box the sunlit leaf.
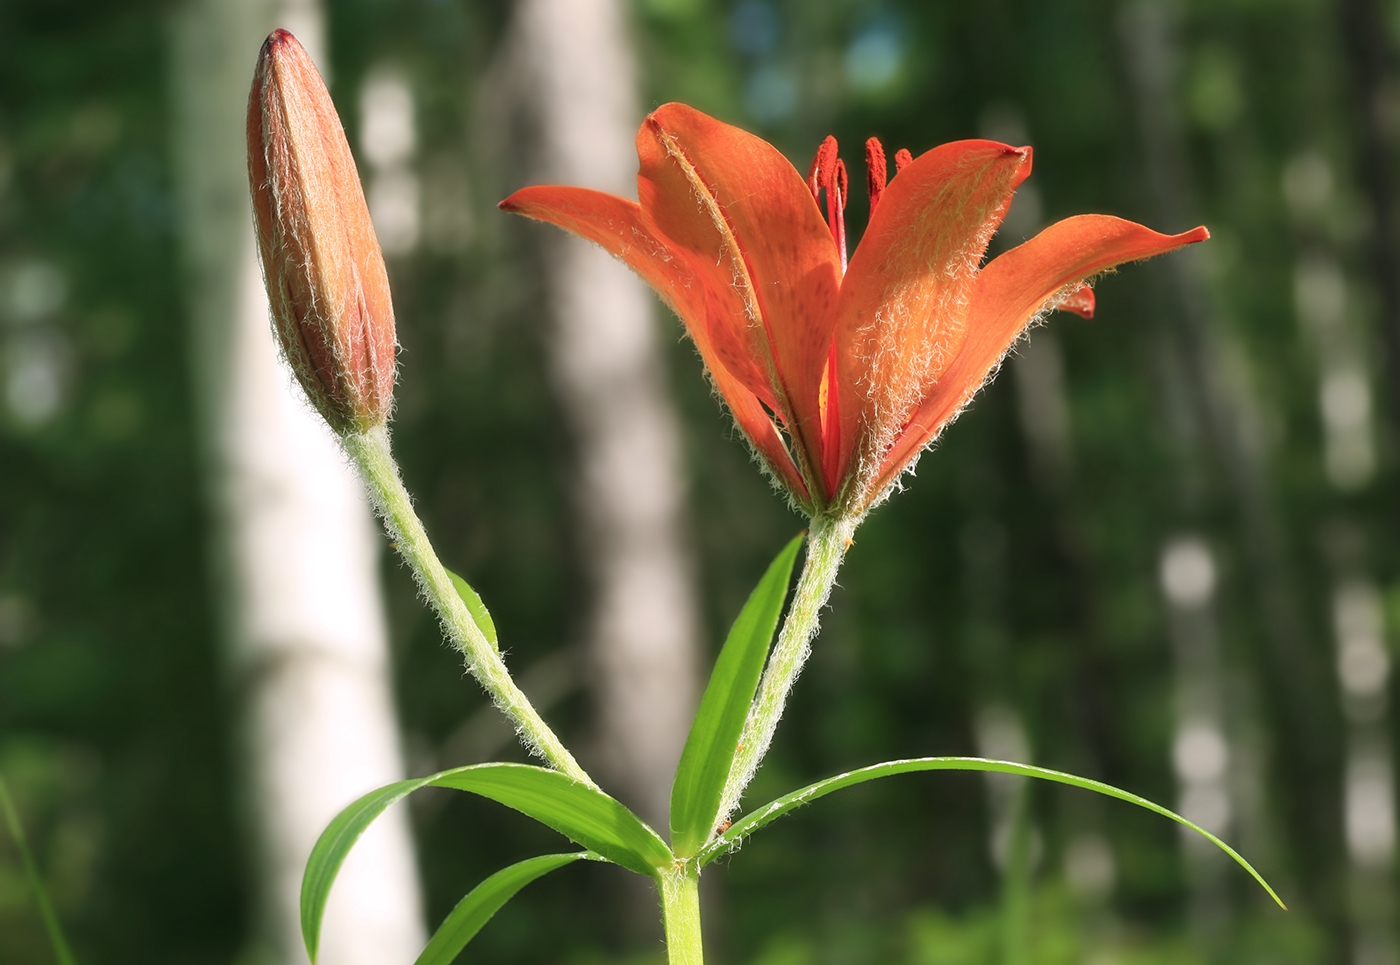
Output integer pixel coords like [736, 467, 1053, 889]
[697, 756, 1285, 909]
[670, 532, 803, 857]
[302, 763, 672, 961]
[447, 568, 498, 651]
[414, 851, 603, 965]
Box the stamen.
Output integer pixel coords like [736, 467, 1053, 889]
[865, 137, 887, 212]
[894, 148, 913, 172]
[807, 135, 848, 273]
[807, 135, 838, 202]
[831, 158, 848, 273]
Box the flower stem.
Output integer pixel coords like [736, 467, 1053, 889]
[342, 425, 594, 787]
[717, 513, 854, 823]
[658, 867, 704, 965]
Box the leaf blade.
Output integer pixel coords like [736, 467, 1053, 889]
[697, 756, 1285, 909]
[430, 764, 672, 874]
[0, 775, 78, 965]
[413, 852, 601, 965]
[302, 779, 429, 961]
[670, 533, 803, 857]
[302, 764, 672, 961]
[447, 568, 498, 650]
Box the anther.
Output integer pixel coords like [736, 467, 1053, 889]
[807, 135, 839, 202]
[894, 148, 913, 172]
[865, 137, 887, 211]
[807, 135, 848, 272]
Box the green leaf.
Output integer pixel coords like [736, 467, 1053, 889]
[697, 756, 1286, 910]
[670, 532, 803, 857]
[0, 775, 78, 965]
[302, 763, 672, 961]
[447, 568, 498, 651]
[414, 852, 602, 965]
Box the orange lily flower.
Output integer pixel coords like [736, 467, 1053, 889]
[501, 104, 1206, 520]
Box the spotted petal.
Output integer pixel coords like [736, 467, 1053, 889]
[864, 215, 1209, 504]
[500, 184, 810, 503]
[638, 104, 843, 501]
[829, 140, 1032, 498]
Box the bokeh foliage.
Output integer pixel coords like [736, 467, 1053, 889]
[0, 0, 1390, 962]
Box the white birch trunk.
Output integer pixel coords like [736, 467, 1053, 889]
[171, 2, 425, 963]
[508, 0, 701, 834]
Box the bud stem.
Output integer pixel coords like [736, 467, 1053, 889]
[342, 425, 595, 787]
[717, 513, 855, 823]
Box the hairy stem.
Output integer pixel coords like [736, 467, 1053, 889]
[717, 514, 854, 823]
[342, 425, 594, 787]
[659, 867, 704, 965]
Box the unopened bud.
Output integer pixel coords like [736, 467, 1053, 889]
[246, 29, 395, 434]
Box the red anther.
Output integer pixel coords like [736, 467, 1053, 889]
[807, 135, 847, 271]
[807, 135, 839, 202]
[865, 137, 887, 211]
[894, 148, 913, 172]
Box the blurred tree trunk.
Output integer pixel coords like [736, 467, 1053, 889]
[1119, 0, 1341, 938]
[1338, 0, 1400, 459]
[170, 2, 425, 963]
[501, 0, 702, 945]
[506, 0, 701, 836]
[1321, 4, 1400, 954]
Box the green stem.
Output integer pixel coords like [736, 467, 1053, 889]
[717, 513, 854, 823]
[342, 425, 594, 787]
[658, 867, 704, 965]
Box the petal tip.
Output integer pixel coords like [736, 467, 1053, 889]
[498, 188, 532, 213]
[643, 103, 696, 133]
[1007, 144, 1032, 177]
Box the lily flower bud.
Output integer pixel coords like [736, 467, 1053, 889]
[246, 29, 395, 434]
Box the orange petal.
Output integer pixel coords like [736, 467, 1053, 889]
[500, 184, 810, 503]
[865, 215, 1209, 504]
[638, 104, 843, 501]
[1049, 283, 1095, 318]
[828, 140, 1032, 495]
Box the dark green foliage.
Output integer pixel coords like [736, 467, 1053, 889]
[0, 0, 1388, 961]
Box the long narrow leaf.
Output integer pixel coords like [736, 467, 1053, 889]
[430, 765, 672, 872]
[697, 756, 1285, 909]
[302, 763, 671, 961]
[302, 781, 423, 961]
[670, 533, 803, 857]
[0, 775, 77, 965]
[414, 852, 602, 965]
[447, 568, 498, 650]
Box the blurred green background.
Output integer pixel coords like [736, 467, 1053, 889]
[1, 0, 1394, 962]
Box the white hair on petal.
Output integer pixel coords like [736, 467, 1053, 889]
[863, 276, 1087, 510]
